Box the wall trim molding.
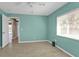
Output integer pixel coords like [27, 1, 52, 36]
[2, 42, 8, 48]
[56, 45, 75, 57]
[48, 41, 74, 57]
[19, 40, 49, 43]
[48, 40, 52, 44]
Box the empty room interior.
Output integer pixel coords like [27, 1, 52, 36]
[0, 2, 79, 57]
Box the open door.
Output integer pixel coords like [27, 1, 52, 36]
[2, 14, 9, 48]
[9, 18, 18, 44]
[8, 17, 19, 45]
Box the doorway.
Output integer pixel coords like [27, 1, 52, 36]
[8, 17, 19, 45]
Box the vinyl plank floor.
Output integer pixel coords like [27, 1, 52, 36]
[0, 41, 70, 57]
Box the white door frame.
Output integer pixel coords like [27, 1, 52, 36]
[2, 14, 9, 48]
[8, 17, 20, 43]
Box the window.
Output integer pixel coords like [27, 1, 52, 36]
[57, 9, 79, 40]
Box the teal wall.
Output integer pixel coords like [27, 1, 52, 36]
[0, 14, 2, 47]
[0, 9, 6, 47]
[7, 14, 48, 41]
[1, 2, 79, 57]
[48, 2, 79, 57]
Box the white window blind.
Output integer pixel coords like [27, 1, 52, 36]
[57, 9, 79, 40]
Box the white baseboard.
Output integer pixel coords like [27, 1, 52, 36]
[56, 45, 74, 57]
[19, 40, 49, 43]
[48, 41, 74, 57]
[2, 42, 8, 48]
[48, 40, 52, 44]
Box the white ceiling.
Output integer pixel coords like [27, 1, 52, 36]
[0, 2, 67, 16]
